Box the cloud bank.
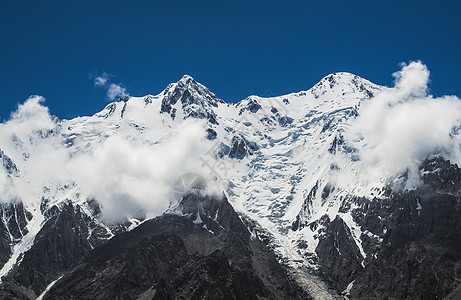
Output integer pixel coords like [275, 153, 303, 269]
[0, 96, 218, 223]
[68, 120, 213, 222]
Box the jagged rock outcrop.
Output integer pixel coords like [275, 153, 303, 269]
[238, 97, 262, 114]
[315, 215, 364, 291]
[0, 150, 19, 175]
[160, 75, 224, 124]
[0, 203, 31, 268]
[228, 135, 259, 159]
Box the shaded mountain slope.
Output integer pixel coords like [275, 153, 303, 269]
[42, 194, 305, 300]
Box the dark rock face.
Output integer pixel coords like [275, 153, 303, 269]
[0, 202, 100, 299]
[328, 134, 344, 154]
[419, 155, 461, 193]
[238, 98, 261, 114]
[43, 194, 302, 300]
[206, 128, 217, 140]
[350, 186, 461, 298]
[315, 216, 363, 291]
[0, 149, 19, 175]
[0, 202, 32, 268]
[313, 156, 461, 299]
[291, 182, 320, 231]
[228, 135, 259, 159]
[278, 115, 294, 127]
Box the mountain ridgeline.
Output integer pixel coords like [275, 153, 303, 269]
[0, 73, 460, 299]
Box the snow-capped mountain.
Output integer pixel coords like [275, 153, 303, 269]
[1, 64, 461, 299]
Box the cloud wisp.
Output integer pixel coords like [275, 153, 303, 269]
[94, 73, 110, 87]
[93, 72, 129, 101]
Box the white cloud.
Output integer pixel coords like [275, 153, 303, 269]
[0, 170, 17, 203]
[392, 61, 430, 99]
[67, 119, 213, 222]
[93, 72, 130, 101]
[106, 83, 128, 100]
[94, 73, 110, 87]
[7, 95, 55, 139]
[0, 96, 217, 222]
[341, 61, 461, 189]
[0, 96, 61, 204]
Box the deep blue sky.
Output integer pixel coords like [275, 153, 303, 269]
[1, 1, 460, 120]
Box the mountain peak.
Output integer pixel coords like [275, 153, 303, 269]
[320, 72, 362, 85]
[179, 74, 195, 83]
[163, 75, 218, 99]
[160, 75, 224, 124]
[311, 72, 381, 99]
